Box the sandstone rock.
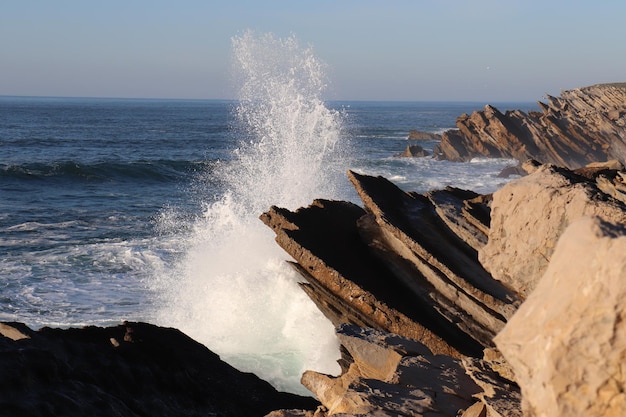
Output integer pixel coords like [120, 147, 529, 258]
[261, 169, 530, 357]
[433, 84, 626, 168]
[573, 159, 625, 180]
[479, 164, 626, 299]
[299, 325, 520, 417]
[348, 171, 520, 346]
[265, 410, 315, 417]
[495, 217, 626, 417]
[0, 322, 31, 341]
[260, 199, 469, 357]
[407, 130, 442, 141]
[0, 321, 318, 417]
[497, 165, 527, 178]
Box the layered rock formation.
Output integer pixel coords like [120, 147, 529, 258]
[260, 172, 521, 360]
[433, 83, 626, 168]
[263, 161, 626, 416]
[0, 321, 318, 417]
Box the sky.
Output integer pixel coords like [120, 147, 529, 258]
[1, 0, 625, 102]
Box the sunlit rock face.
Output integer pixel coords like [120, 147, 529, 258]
[495, 217, 626, 417]
[434, 83, 626, 168]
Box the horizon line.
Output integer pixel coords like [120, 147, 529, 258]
[0, 94, 540, 105]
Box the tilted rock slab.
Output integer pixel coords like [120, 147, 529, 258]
[261, 171, 525, 357]
[299, 324, 521, 417]
[434, 83, 626, 168]
[480, 164, 626, 299]
[260, 199, 469, 358]
[495, 217, 626, 417]
[347, 170, 520, 348]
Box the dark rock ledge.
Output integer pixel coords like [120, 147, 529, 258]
[0, 321, 318, 417]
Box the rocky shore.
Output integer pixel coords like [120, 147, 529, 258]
[2, 84, 625, 416]
[261, 158, 626, 417]
[433, 83, 626, 168]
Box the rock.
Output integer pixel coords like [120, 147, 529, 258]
[260, 171, 525, 358]
[259, 159, 626, 416]
[479, 164, 626, 299]
[395, 144, 430, 157]
[265, 410, 315, 417]
[0, 321, 318, 417]
[0, 322, 32, 341]
[573, 159, 625, 180]
[298, 324, 520, 417]
[497, 165, 527, 178]
[407, 130, 442, 141]
[433, 83, 626, 168]
[260, 199, 469, 358]
[347, 171, 520, 346]
[461, 402, 487, 417]
[495, 217, 626, 417]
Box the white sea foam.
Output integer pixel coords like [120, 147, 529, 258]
[152, 31, 345, 395]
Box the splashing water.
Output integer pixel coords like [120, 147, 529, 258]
[154, 32, 345, 395]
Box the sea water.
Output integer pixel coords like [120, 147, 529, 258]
[0, 33, 537, 394]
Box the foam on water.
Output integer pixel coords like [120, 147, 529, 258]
[153, 32, 345, 395]
[0, 235, 165, 328]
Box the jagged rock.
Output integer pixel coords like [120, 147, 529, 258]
[260, 199, 469, 358]
[426, 187, 491, 251]
[479, 164, 626, 299]
[407, 130, 442, 141]
[297, 325, 520, 417]
[573, 159, 625, 180]
[395, 144, 430, 157]
[495, 217, 626, 417]
[0, 322, 318, 417]
[260, 171, 525, 358]
[347, 171, 520, 346]
[433, 83, 626, 168]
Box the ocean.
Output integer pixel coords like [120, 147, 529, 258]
[0, 33, 537, 395]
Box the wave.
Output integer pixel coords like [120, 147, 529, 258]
[0, 159, 212, 183]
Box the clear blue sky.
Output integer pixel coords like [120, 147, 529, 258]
[1, 1, 625, 102]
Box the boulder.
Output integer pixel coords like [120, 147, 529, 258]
[0, 321, 318, 417]
[495, 217, 626, 417]
[433, 83, 626, 168]
[298, 324, 520, 417]
[479, 164, 626, 299]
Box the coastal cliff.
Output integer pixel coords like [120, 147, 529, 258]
[263, 160, 626, 416]
[433, 83, 626, 168]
